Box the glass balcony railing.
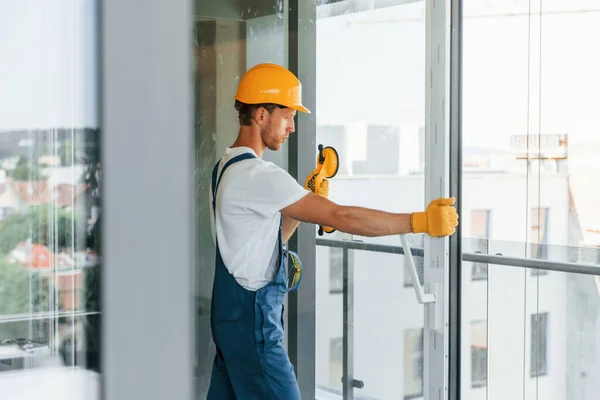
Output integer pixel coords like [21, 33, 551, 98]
[315, 237, 600, 400]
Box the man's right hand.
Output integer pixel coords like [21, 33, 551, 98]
[411, 197, 459, 237]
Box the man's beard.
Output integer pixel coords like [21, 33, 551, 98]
[261, 126, 281, 151]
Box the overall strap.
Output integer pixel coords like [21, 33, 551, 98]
[211, 153, 257, 215]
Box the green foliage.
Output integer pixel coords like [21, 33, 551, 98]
[9, 155, 46, 181]
[0, 258, 52, 341]
[0, 259, 39, 315]
[0, 213, 32, 255]
[0, 204, 81, 341]
[0, 205, 83, 254]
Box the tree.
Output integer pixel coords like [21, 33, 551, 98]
[9, 155, 46, 181]
[0, 213, 32, 255]
[0, 259, 36, 315]
[0, 205, 83, 254]
[0, 258, 48, 340]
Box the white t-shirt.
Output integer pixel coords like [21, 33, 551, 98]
[209, 146, 309, 291]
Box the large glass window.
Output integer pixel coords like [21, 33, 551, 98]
[0, 2, 101, 398]
[315, 1, 426, 398]
[461, 1, 600, 399]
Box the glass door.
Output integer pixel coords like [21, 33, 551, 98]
[314, 1, 431, 398]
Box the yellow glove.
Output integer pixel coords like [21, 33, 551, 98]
[316, 179, 334, 234]
[316, 178, 329, 198]
[304, 145, 339, 236]
[411, 197, 459, 237]
[304, 172, 334, 234]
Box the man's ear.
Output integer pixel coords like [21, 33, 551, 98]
[253, 107, 266, 125]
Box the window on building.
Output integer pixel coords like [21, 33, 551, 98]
[329, 337, 343, 387]
[404, 328, 424, 399]
[329, 247, 343, 294]
[471, 320, 487, 388]
[531, 313, 548, 377]
[471, 210, 490, 280]
[531, 208, 549, 275]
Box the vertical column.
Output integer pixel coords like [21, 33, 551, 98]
[448, 0, 463, 399]
[425, 0, 451, 399]
[287, 0, 317, 398]
[100, 1, 195, 399]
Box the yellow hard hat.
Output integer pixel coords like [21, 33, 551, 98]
[235, 63, 310, 113]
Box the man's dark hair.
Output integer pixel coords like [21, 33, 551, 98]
[235, 100, 286, 126]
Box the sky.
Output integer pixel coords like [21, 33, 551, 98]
[316, 1, 600, 150]
[0, 1, 98, 131]
[1, 0, 598, 150]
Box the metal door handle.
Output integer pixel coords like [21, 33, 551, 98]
[400, 235, 436, 304]
[400, 234, 444, 332]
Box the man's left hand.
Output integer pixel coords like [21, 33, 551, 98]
[317, 178, 329, 198]
[304, 168, 329, 198]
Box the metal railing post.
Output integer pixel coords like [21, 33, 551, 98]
[342, 247, 354, 399]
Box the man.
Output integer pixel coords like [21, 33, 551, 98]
[208, 63, 458, 399]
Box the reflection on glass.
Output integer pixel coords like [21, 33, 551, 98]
[316, 0, 426, 398]
[0, 2, 100, 399]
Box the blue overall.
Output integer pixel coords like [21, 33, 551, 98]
[207, 153, 301, 400]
